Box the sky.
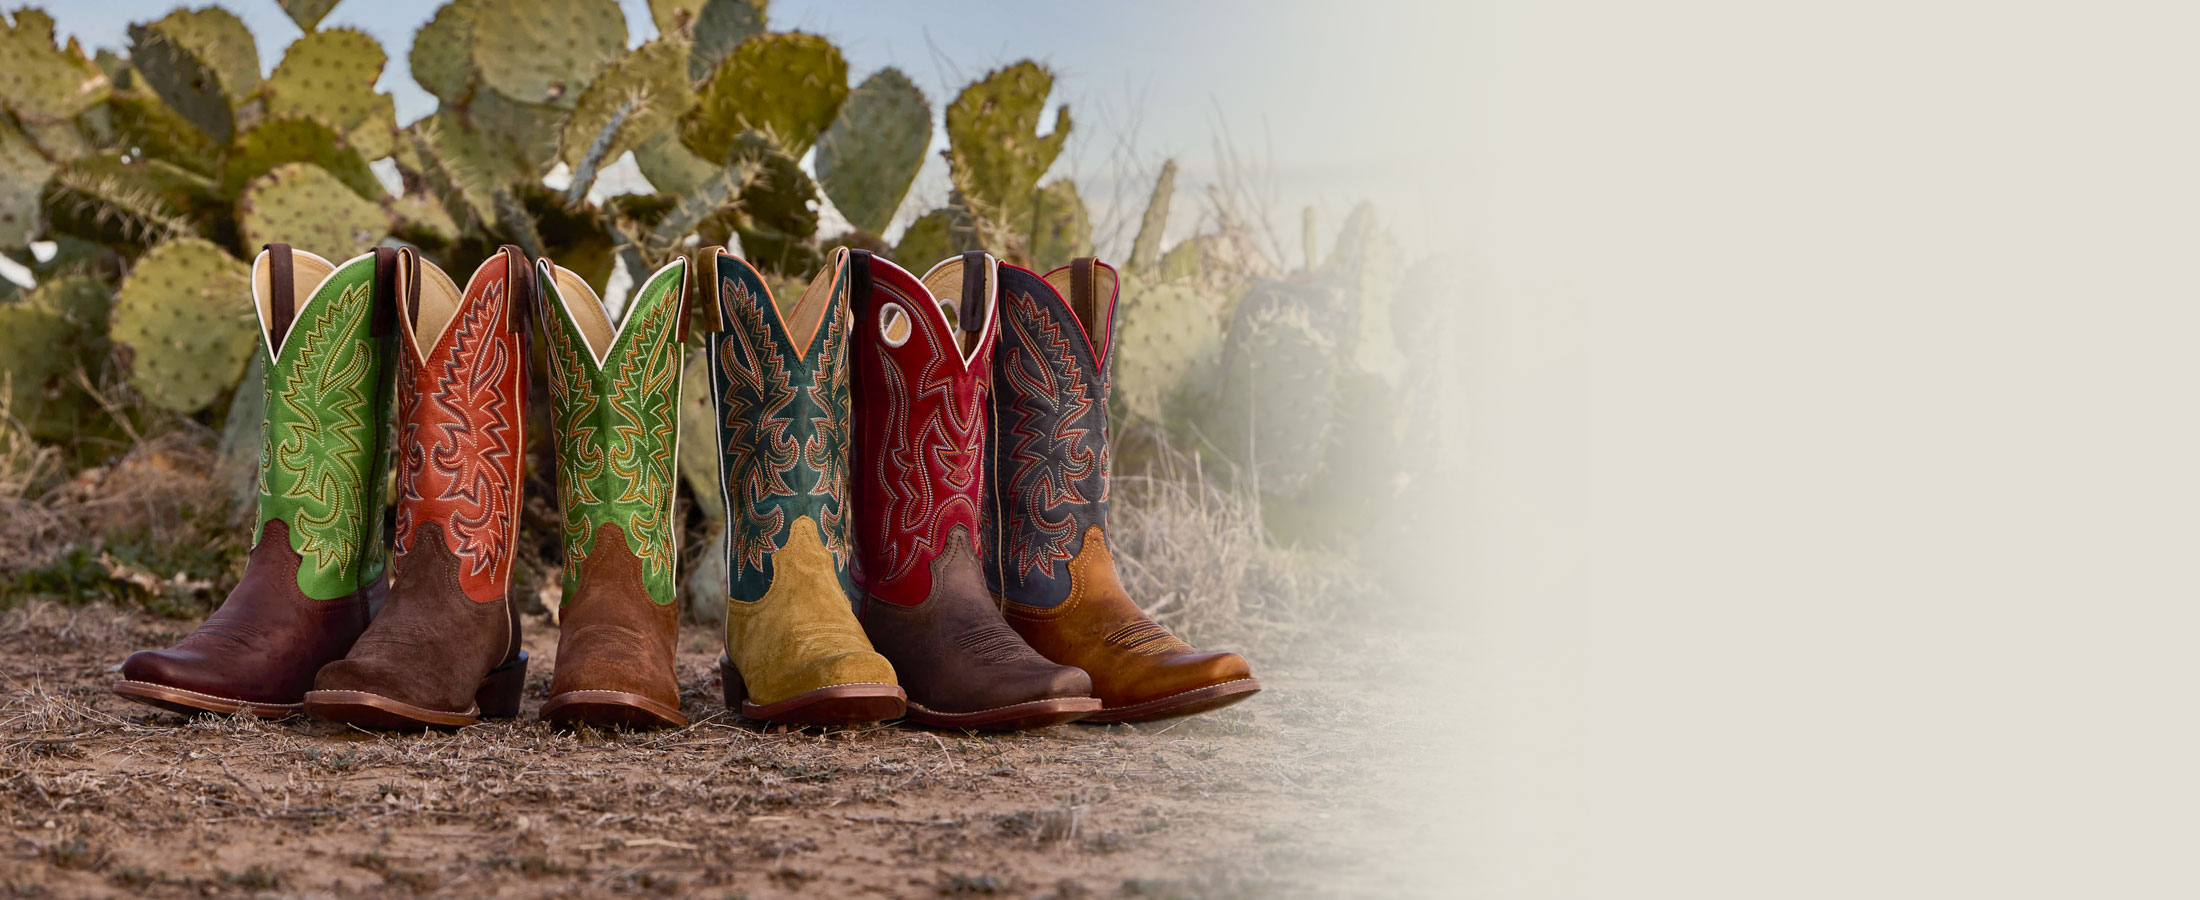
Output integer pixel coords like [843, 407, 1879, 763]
[47, 0, 1467, 262]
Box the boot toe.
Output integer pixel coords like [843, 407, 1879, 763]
[1107, 650, 1253, 706]
[799, 649, 898, 692]
[1035, 662, 1094, 701]
[120, 649, 229, 698]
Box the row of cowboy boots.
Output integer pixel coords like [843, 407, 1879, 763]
[111, 241, 1257, 731]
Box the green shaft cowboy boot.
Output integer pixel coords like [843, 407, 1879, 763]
[704, 247, 903, 725]
[537, 256, 691, 729]
[114, 244, 396, 718]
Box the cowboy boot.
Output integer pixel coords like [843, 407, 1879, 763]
[537, 255, 690, 728]
[113, 244, 397, 718]
[303, 246, 533, 729]
[704, 248, 904, 724]
[848, 250, 1099, 730]
[987, 259, 1260, 722]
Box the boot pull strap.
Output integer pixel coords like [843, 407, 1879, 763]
[1069, 258, 1096, 332]
[265, 242, 295, 352]
[849, 249, 876, 316]
[500, 244, 533, 335]
[687, 248, 722, 336]
[369, 246, 396, 338]
[674, 254, 695, 343]
[395, 246, 421, 332]
[959, 250, 986, 335]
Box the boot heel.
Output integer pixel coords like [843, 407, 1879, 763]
[720, 654, 746, 711]
[476, 651, 529, 718]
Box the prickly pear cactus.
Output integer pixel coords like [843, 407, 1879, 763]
[1127, 161, 1176, 272]
[1026, 179, 1088, 271]
[681, 32, 847, 162]
[0, 276, 109, 440]
[104, 90, 221, 177]
[468, 0, 626, 107]
[109, 237, 257, 414]
[0, 121, 55, 250]
[410, 0, 482, 105]
[1210, 285, 1337, 498]
[278, 0, 342, 32]
[142, 7, 261, 106]
[1112, 276, 1222, 426]
[127, 21, 235, 144]
[264, 29, 390, 139]
[687, 0, 767, 82]
[714, 134, 819, 276]
[559, 38, 696, 180]
[944, 61, 1070, 233]
[0, 9, 110, 124]
[892, 206, 977, 269]
[220, 116, 381, 201]
[635, 130, 715, 196]
[468, 88, 564, 173]
[41, 152, 199, 248]
[238, 163, 391, 260]
[815, 67, 929, 236]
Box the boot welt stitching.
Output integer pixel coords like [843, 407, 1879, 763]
[113, 681, 301, 710]
[905, 695, 1100, 716]
[1101, 678, 1260, 709]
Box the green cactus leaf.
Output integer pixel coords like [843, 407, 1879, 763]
[400, 110, 508, 228]
[109, 236, 256, 413]
[815, 67, 928, 235]
[1127, 160, 1176, 272]
[634, 129, 714, 196]
[41, 152, 199, 247]
[468, 88, 563, 174]
[0, 9, 111, 123]
[264, 28, 390, 138]
[0, 119, 55, 250]
[680, 31, 846, 163]
[468, 0, 626, 108]
[142, 7, 261, 105]
[237, 162, 391, 261]
[390, 192, 458, 248]
[518, 182, 615, 291]
[686, 0, 766, 83]
[104, 90, 221, 176]
[410, 0, 481, 105]
[891, 205, 977, 271]
[558, 38, 696, 181]
[1112, 275, 1221, 425]
[221, 115, 381, 202]
[277, 0, 341, 32]
[0, 299, 102, 440]
[28, 272, 111, 327]
[1026, 178, 1088, 272]
[126, 22, 234, 145]
[346, 91, 397, 160]
[717, 132, 818, 276]
[944, 60, 1070, 235]
[1209, 283, 1338, 496]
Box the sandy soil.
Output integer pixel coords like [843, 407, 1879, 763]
[0, 601, 1446, 899]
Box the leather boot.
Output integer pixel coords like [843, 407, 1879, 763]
[536, 255, 691, 729]
[986, 259, 1260, 722]
[848, 250, 1098, 730]
[702, 248, 903, 724]
[303, 246, 533, 729]
[113, 244, 397, 718]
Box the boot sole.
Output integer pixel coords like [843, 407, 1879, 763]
[300, 652, 529, 731]
[903, 696, 1102, 731]
[1082, 678, 1262, 724]
[720, 655, 906, 725]
[110, 681, 299, 719]
[540, 690, 687, 729]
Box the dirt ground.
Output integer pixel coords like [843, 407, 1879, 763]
[0, 600, 1452, 899]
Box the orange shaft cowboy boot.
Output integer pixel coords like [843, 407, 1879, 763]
[537, 256, 691, 729]
[986, 258, 1259, 722]
[304, 246, 533, 729]
[113, 244, 396, 718]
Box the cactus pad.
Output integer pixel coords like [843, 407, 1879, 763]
[347, 92, 398, 160]
[721, 133, 819, 276]
[891, 206, 977, 269]
[143, 7, 261, 105]
[104, 90, 221, 176]
[278, 0, 341, 32]
[635, 130, 715, 196]
[944, 60, 1070, 233]
[109, 236, 257, 413]
[687, 0, 766, 82]
[410, 0, 481, 105]
[1128, 160, 1176, 271]
[0, 9, 110, 123]
[0, 120, 55, 250]
[1211, 284, 1337, 496]
[1112, 276, 1222, 425]
[127, 22, 234, 144]
[469, 88, 564, 174]
[559, 38, 696, 175]
[468, 0, 626, 108]
[265, 28, 390, 136]
[1026, 178, 1088, 271]
[0, 301, 95, 440]
[681, 32, 847, 162]
[221, 115, 381, 201]
[41, 152, 198, 247]
[238, 162, 391, 260]
[815, 67, 929, 236]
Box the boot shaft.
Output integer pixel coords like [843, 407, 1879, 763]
[847, 250, 999, 607]
[391, 246, 532, 604]
[538, 256, 690, 607]
[705, 248, 856, 603]
[249, 244, 397, 601]
[984, 260, 1120, 608]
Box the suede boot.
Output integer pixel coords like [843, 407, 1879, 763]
[113, 244, 396, 718]
[987, 259, 1259, 722]
[703, 247, 903, 724]
[537, 256, 690, 729]
[848, 250, 1098, 731]
[303, 246, 533, 729]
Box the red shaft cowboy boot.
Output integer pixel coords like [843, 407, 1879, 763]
[848, 249, 1098, 730]
[113, 244, 396, 718]
[304, 246, 533, 729]
[986, 259, 1259, 722]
